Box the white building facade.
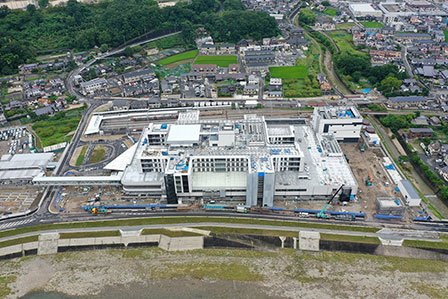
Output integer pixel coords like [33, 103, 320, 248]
[312, 106, 363, 142]
[119, 110, 358, 207]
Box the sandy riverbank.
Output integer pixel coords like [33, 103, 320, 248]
[1, 248, 447, 298]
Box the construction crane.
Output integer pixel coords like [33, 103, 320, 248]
[316, 185, 345, 219]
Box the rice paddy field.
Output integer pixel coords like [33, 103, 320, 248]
[268, 66, 308, 79]
[194, 55, 238, 67]
[323, 7, 338, 16]
[361, 21, 385, 29]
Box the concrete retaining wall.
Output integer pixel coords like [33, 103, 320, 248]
[37, 233, 60, 255]
[1, 229, 447, 261]
[299, 231, 320, 251]
[0, 242, 38, 258]
[0, 231, 203, 259]
[158, 235, 204, 251]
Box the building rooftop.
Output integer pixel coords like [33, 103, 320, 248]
[316, 106, 361, 120]
[349, 3, 380, 13]
[400, 179, 420, 199]
[122, 111, 357, 191]
[166, 124, 201, 145]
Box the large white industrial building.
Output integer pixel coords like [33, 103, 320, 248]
[111, 109, 358, 207]
[349, 3, 383, 18]
[312, 106, 363, 142]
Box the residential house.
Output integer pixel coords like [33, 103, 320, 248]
[122, 69, 155, 84]
[192, 64, 218, 75]
[80, 78, 108, 95]
[34, 105, 56, 117]
[407, 128, 434, 138]
[412, 115, 429, 125]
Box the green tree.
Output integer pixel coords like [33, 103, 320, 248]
[99, 44, 109, 53]
[379, 114, 413, 131]
[0, 0, 280, 76]
[123, 47, 134, 57]
[378, 75, 402, 96]
[299, 9, 316, 26]
[38, 0, 49, 8]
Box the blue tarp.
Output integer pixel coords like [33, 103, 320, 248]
[374, 214, 402, 220]
[294, 208, 365, 218]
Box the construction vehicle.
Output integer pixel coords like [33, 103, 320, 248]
[359, 142, 366, 152]
[365, 168, 373, 186]
[316, 185, 344, 219]
[236, 205, 249, 213]
[90, 206, 111, 215]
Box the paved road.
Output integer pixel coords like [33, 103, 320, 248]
[401, 45, 413, 78]
[363, 110, 447, 116]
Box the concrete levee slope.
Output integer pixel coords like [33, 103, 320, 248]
[158, 235, 204, 251]
[299, 231, 320, 251]
[38, 233, 60, 255]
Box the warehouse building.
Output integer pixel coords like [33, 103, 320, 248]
[398, 179, 421, 207]
[116, 110, 358, 207]
[349, 3, 383, 18]
[0, 153, 54, 183]
[312, 106, 363, 142]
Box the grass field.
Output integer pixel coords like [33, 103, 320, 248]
[403, 239, 448, 250]
[283, 78, 306, 97]
[269, 66, 308, 79]
[445, 30, 448, 42]
[323, 7, 338, 16]
[32, 107, 84, 147]
[59, 231, 121, 239]
[327, 30, 363, 54]
[158, 50, 198, 66]
[335, 22, 355, 30]
[0, 236, 38, 248]
[278, 38, 321, 98]
[88, 145, 106, 164]
[194, 55, 237, 67]
[320, 233, 381, 244]
[361, 21, 384, 29]
[141, 229, 201, 237]
[198, 226, 298, 237]
[75, 146, 87, 166]
[144, 33, 185, 50]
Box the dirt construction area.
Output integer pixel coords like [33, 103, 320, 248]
[54, 186, 161, 214]
[340, 143, 410, 221]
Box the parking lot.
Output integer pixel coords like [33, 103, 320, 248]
[0, 187, 40, 215]
[0, 127, 34, 157]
